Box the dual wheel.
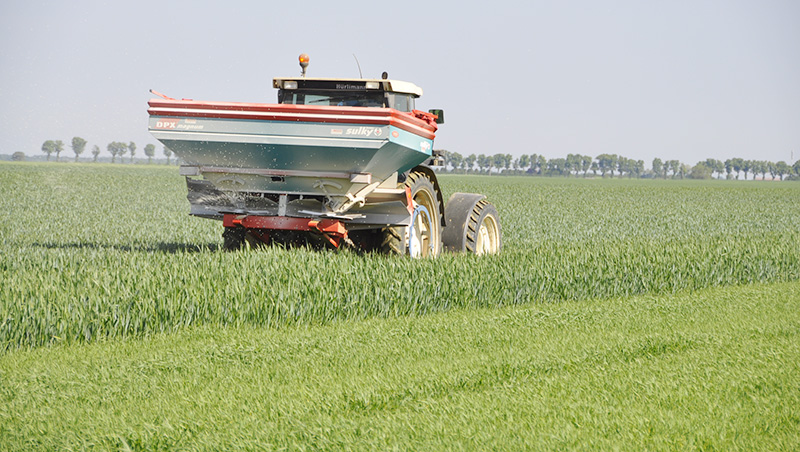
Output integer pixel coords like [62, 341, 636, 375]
[441, 193, 502, 255]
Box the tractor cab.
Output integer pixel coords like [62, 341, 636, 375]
[273, 77, 424, 112]
[272, 55, 443, 123]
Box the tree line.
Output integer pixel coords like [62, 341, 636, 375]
[39, 138, 174, 164]
[438, 151, 800, 180]
[33, 139, 800, 180]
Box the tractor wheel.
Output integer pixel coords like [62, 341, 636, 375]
[222, 226, 246, 251]
[442, 193, 502, 255]
[381, 170, 442, 257]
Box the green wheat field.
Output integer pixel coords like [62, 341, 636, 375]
[1, 162, 799, 450]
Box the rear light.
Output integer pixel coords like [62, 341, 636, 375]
[365, 81, 380, 89]
[283, 81, 298, 90]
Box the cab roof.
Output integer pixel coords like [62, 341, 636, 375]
[273, 77, 423, 98]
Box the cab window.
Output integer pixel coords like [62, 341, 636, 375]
[385, 93, 415, 112]
[279, 90, 385, 107]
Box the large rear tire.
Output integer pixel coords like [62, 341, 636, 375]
[442, 193, 502, 255]
[381, 170, 442, 257]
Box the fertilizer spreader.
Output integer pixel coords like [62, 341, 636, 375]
[148, 54, 501, 256]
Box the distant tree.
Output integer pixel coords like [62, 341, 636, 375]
[724, 159, 734, 179]
[11, 151, 25, 161]
[544, 158, 555, 175]
[474, 154, 487, 173]
[536, 155, 547, 176]
[756, 160, 767, 180]
[775, 161, 791, 180]
[444, 151, 462, 172]
[41, 140, 56, 161]
[616, 156, 629, 177]
[107, 142, 116, 163]
[144, 143, 156, 164]
[71, 136, 87, 162]
[596, 154, 617, 177]
[565, 154, 580, 177]
[703, 158, 723, 179]
[622, 157, 636, 177]
[473, 154, 483, 172]
[749, 160, 762, 180]
[756, 161, 766, 180]
[711, 159, 725, 178]
[496, 154, 508, 173]
[755, 161, 768, 180]
[632, 160, 644, 178]
[652, 158, 663, 177]
[465, 154, 476, 172]
[590, 160, 598, 177]
[528, 154, 538, 175]
[504, 153, 513, 172]
[91, 145, 100, 162]
[714, 159, 724, 178]
[108, 141, 127, 163]
[625, 158, 642, 178]
[755, 160, 769, 180]
[768, 161, 778, 180]
[742, 159, 754, 180]
[577, 153, 589, 176]
[615, 156, 625, 177]
[610, 154, 622, 177]
[54, 140, 65, 162]
[529, 154, 539, 175]
[666, 160, 679, 178]
[543, 158, 553, 175]
[491, 153, 505, 173]
[794, 160, 800, 177]
[128, 142, 136, 163]
[547, 157, 566, 176]
[557, 157, 568, 176]
[689, 162, 712, 179]
[570, 155, 581, 176]
[163, 145, 172, 165]
[116, 142, 127, 162]
[703, 158, 714, 176]
[730, 158, 744, 179]
[679, 163, 690, 179]
[581, 155, 592, 177]
[596, 154, 609, 177]
[610, 154, 620, 177]
[518, 154, 530, 172]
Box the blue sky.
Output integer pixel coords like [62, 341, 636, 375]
[1, 0, 798, 165]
